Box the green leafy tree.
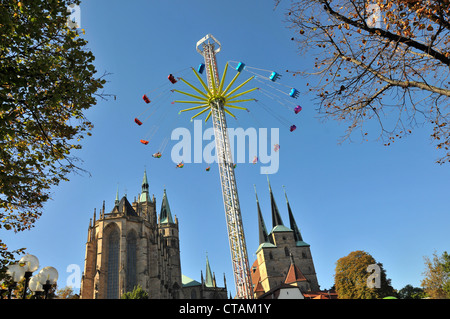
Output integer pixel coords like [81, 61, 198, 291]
[334, 250, 395, 299]
[0, 0, 109, 265]
[121, 285, 149, 299]
[421, 251, 450, 299]
[398, 284, 426, 299]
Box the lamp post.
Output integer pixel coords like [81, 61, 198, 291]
[28, 273, 44, 299]
[5, 262, 25, 299]
[37, 266, 59, 299]
[4, 254, 58, 299]
[19, 254, 39, 299]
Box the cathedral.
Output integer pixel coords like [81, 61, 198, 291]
[80, 171, 328, 299]
[79, 170, 227, 299]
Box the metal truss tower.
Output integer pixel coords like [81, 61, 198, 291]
[193, 34, 253, 299]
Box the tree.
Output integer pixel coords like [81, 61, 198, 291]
[56, 286, 79, 299]
[421, 250, 450, 298]
[121, 285, 149, 299]
[334, 250, 395, 298]
[398, 284, 426, 299]
[0, 0, 109, 265]
[279, 0, 450, 163]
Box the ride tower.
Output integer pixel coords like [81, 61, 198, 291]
[174, 34, 255, 299]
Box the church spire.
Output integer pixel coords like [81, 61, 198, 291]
[159, 188, 173, 224]
[115, 185, 119, 207]
[267, 175, 284, 228]
[254, 185, 269, 245]
[284, 186, 309, 247]
[205, 253, 214, 287]
[139, 169, 151, 203]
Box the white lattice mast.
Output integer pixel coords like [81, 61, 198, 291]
[194, 34, 253, 299]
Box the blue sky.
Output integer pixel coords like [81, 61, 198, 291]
[2, 0, 450, 297]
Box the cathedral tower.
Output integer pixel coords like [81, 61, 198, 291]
[251, 179, 320, 298]
[80, 171, 182, 299]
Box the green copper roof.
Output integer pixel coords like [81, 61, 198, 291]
[139, 170, 151, 203]
[182, 275, 201, 287]
[269, 224, 293, 234]
[204, 254, 214, 287]
[255, 242, 276, 254]
[159, 189, 174, 224]
[296, 241, 310, 247]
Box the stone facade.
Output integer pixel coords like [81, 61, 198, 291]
[251, 180, 321, 298]
[80, 171, 226, 299]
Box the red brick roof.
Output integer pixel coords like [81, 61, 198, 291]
[284, 261, 307, 284]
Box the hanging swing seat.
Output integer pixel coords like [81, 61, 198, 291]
[140, 139, 149, 145]
[134, 118, 143, 126]
[294, 105, 302, 114]
[289, 88, 299, 98]
[269, 71, 281, 82]
[176, 162, 184, 168]
[236, 62, 245, 72]
[143, 94, 151, 104]
[168, 74, 177, 84]
[152, 152, 162, 158]
[205, 166, 210, 171]
[290, 125, 297, 132]
[198, 63, 205, 74]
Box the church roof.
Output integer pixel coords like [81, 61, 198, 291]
[111, 196, 137, 217]
[284, 256, 308, 285]
[254, 185, 270, 246]
[139, 170, 151, 203]
[159, 189, 174, 224]
[182, 275, 201, 287]
[204, 254, 214, 287]
[267, 177, 284, 229]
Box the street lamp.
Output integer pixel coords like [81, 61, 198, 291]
[37, 266, 58, 299]
[19, 254, 39, 299]
[4, 254, 58, 299]
[5, 263, 25, 299]
[28, 274, 44, 299]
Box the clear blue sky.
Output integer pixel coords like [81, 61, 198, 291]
[2, 0, 450, 297]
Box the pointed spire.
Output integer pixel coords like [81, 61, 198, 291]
[205, 252, 214, 287]
[115, 185, 119, 207]
[142, 169, 149, 192]
[284, 186, 309, 247]
[159, 188, 174, 224]
[254, 185, 270, 245]
[267, 175, 283, 228]
[139, 169, 151, 203]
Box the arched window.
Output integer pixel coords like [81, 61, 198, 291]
[284, 247, 290, 257]
[106, 228, 120, 299]
[126, 231, 137, 292]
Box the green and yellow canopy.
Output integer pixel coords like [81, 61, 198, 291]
[173, 63, 257, 122]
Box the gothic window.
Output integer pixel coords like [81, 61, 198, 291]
[284, 247, 290, 257]
[302, 251, 307, 258]
[126, 231, 137, 292]
[106, 228, 119, 299]
[191, 290, 197, 299]
[269, 252, 273, 260]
